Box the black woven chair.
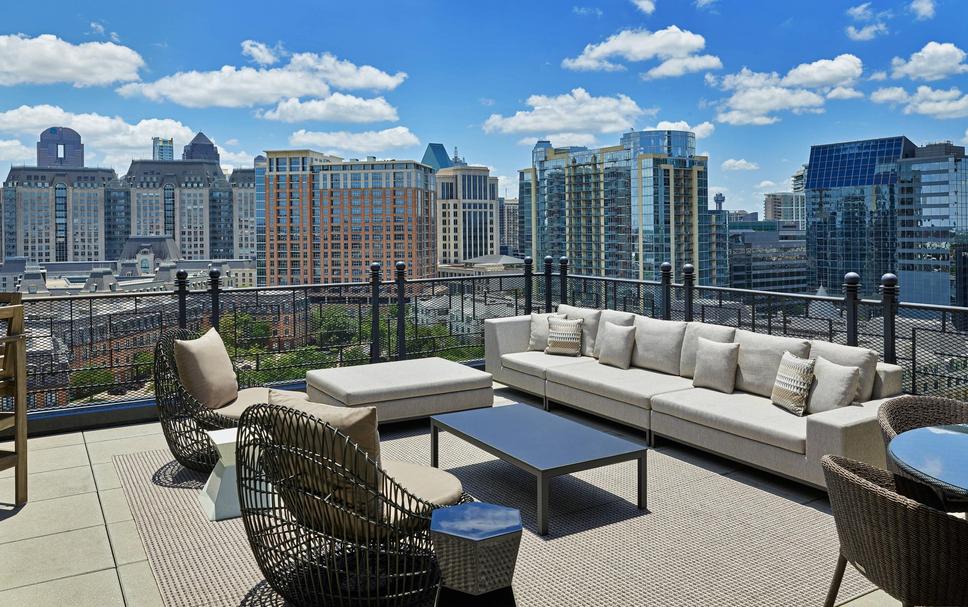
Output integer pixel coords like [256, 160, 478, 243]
[821, 455, 968, 607]
[153, 328, 250, 473]
[236, 403, 470, 607]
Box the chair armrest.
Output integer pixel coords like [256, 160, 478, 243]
[484, 316, 531, 375]
[871, 362, 904, 399]
[807, 400, 887, 479]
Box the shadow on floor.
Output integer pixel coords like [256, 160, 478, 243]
[151, 459, 206, 489]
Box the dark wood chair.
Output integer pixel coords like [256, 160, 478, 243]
[0, 294, 27, 505]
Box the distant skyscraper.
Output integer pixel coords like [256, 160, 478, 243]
[254, 155, 267, 284]
[421, 143, 454, 171]
[152, 137, 174, 161]
[728, 210, 759, 222]
[792, 165, 807, 193]
[519, 130, 724, 283]
[182, 132, 220, 163]
[763, 192, 805, 229]
[36, 127, 84, 168]
[436, 164, 498, 264]
[501, 197, 519, 256]
[714, 192, 725, 211]
[229, 167, 256, 259]
[729, 220, 808, 293]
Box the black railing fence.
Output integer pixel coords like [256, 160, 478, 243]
[9, 256, 968, 415]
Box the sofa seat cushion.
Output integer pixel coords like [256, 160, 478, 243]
[651, 388, 807, 454]
[501, 351, 592, 379]
[218, 387, 307, 420]
[546, 360, 694, 410]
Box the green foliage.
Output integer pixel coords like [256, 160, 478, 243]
[70, 368, 115, 401]
[132, 351, 154, 381]
[219, 312, 271, 352]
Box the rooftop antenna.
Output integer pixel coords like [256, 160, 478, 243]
[453, 146, 460, 163]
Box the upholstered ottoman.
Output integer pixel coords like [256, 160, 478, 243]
[306, 357, 493, 423]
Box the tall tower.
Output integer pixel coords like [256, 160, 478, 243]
[714, 192, 725, 211]
[152, 137, 174, 161]
[36, 127, 84, 168]
[182, 132, 220, 163]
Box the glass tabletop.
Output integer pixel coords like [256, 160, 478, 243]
[430, 502, 522, 540]
[888, 424, 968, 495]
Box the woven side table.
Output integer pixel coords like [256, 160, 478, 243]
[431, 502, 522, 596]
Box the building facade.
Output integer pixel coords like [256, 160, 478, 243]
[229, 168, 257, 259]
[729, 220, 808, 293]
[500, 197, 519, 255]
[435, 165, 498, 264]
[36, 127, 84, 168]
[763, 192, 805, 229]
[152, 137, 174, 161]
[182, 132, 220, 163]
[518, 130, 724, 283]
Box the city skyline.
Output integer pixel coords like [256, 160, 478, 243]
[0, 0, 964, 212]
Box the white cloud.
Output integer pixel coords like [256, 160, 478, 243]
[118, 49, 406, 108]
[871, 84, 968, 118]
[870, 86, 910, 103]
[240, 40, 284, 66]
[517, 132, 599, 147]
[219, 149, 255, 170]
[483, 88, 654, 135]
[716, 85, 825, 125]
[573, 6, 603, 17]
[631, 0, 655, 14]
[909, 0, 936, 20]
[0, 33, 143, 86]
[0, 139, 32, 164]
[89, 21, 106, 35]
[756, 180, 778, 190]
[651, 120, 715, 138]
[827, 86, 864, 99]
[722, 158, 759, 171]
[289, 126, 419, 154]
[561, 26, 719, 79]
[846, 23, 888, 41]
[782, 54, 863, 89]
[846, 2, 874, 21]
[695, 0, 718, 8]
[891, 42, 968, 81]
[0, 104, 194, 171]
[869, 70, 888, 81]
[224, 138, 240, 146]
[258, 94, 398, 123]
[479, 98, 495, 106]
[963, 128, 968, 145]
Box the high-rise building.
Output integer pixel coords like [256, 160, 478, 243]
[729, 220, 808, 293]
[728, 210, 759, 222]
[36, 127, 84, 168]
[792, 165, 807, 193]
[713, 192, 725, 211]
[763, 192, 805, 229]
[229, 168, 257, 259]
[518, 130, 723, 283]
[435, 164, 498, 264]
[152, 137, 174, 161]
[182, 132, 220, 163]
[421, 143, 454, 171]
[501, 197, 519, 255]
[254, 155, 267, 284]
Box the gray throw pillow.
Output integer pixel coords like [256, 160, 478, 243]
[528, 312, 565, 351]
[631, 316, 687, 375]
[597, 321, 636, 369]
[771, 352, 816, 416]
[558, 304, 602, 356]
[692, 337, 740, 393]
[679, 323, 736, 378]
[545, 317, 583, 356]
[806, 357, 861, 414]
[734, 330, 810, 398]
[593, 310, 635, 357]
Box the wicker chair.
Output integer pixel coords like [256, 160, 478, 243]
[236, 403, 470, 607]
[821, 455, 968, 607]
[153, 328, 249, 473]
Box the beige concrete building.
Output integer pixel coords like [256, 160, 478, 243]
[436, 164, 499, 265]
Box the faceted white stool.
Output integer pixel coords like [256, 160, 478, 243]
[198, 427, 239, 521]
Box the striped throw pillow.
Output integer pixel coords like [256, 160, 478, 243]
[771, 351, 816, 416]
[545, 317, 583, 356]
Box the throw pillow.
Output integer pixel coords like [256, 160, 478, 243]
[545, 317, 583, 356]
[597, 321, 636, 369]
[174, 327, 238, 409]
[558, 304, 602, 356]
[679, 323, 736, 378]
[692, 337, 740, 393]
[807, 357, 861, 414]
[593, 310, 635, 357]
[528, 312, 565, 351]
[631, 316, 688, 375]
[771, 352, 816, 416]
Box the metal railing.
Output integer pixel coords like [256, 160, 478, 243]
[8, 255, 968, 417]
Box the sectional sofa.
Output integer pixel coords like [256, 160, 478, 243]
[484, 308, 904, 488]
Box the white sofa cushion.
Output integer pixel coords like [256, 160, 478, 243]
[632, 316, 687, 375]
[557, 304, 602, 356]
[808, 340, 878, 402]
[807, 357, 861, 414]
[734, 330, 810, 398]
[501, 351, 591, 379]
[593, 310, 636, 357]
[528, 312, 565, 351]
[651, 388, 807, 454]
[546, 360, 694, 410]
[597, 322, 636, 369]
[692, 338, 740, 394]
[679, 323, 737, 378]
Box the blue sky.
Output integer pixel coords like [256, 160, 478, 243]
[0, 0, 966, 211]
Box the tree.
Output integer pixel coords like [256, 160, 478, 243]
[219, 312, 271, 352]
[70, 368, 115, 401]
[312, 305, 358, 347]
[132, 351, 154, 381]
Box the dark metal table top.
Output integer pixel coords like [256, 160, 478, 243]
[889, 424, 968, 498]
[431, 403, 647, 475]
[430, 502, 522, 540]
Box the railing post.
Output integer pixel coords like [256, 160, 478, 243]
[881, 273, 898, 364]
[395, 261, 407, 361]
[209, 269, 221, 331]
[175, 270, 188, 330]
[844, 272, 860, 347]
[559, 256, 569, 307]
[523, 257, 533, 314]
[660, 262, 672, 320]
[544, 256, 553, 313]
[683, 264, 695, 322]
[370, 262, 381, 363]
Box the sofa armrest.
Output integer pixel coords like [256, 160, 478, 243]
[871, 362, 904, 399]
[484, 316, 532, 376]
[806, 400, 886, 484]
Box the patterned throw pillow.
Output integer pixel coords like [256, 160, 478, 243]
[771, 351, 816, 416]
[545, 317, 583, 356]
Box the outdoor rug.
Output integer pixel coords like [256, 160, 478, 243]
[115, 425, 874, 607]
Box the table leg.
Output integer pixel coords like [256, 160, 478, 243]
[431, 424, 439, 468]
[637, 453, 648, 511]
[537, 474, 550, 535]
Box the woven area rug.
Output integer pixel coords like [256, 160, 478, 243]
[116, 427, 873, 607]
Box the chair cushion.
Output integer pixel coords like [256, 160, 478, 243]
[692, 338, 739, 394]
[546, 360, 694, 410]
[218, 387, 306, 420]
[545, 317, 583, 356]
[593, 310, 636, 357]
[269, 391, 382, 464]
[382, 459, 463, 507]
[632, 316, 687, 375]
[500, 351, 592, 379]
[652, 388, 807, 454]
[173, 328, 237, 409]
[528, 312, 565, 351]
[734, 330, 810, 398]
[771, 352, 816, 416]
[679, 323, 737, 378]
[558, 304, 602, 356]
[807, 357, 861, 414]
[597, 322, 636, 369]
[808, 340, 878, 402]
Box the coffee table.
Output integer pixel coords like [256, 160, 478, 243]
[431, 404, 647, 535]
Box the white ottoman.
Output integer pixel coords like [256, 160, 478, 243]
[306, 357, 493, 423]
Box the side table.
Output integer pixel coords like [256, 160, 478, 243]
[198, 427, 239, 521]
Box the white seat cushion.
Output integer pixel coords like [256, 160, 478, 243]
[651, 388, 807, 454]
[501, 351, 592, 379]
[546, 360, 694, 410]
